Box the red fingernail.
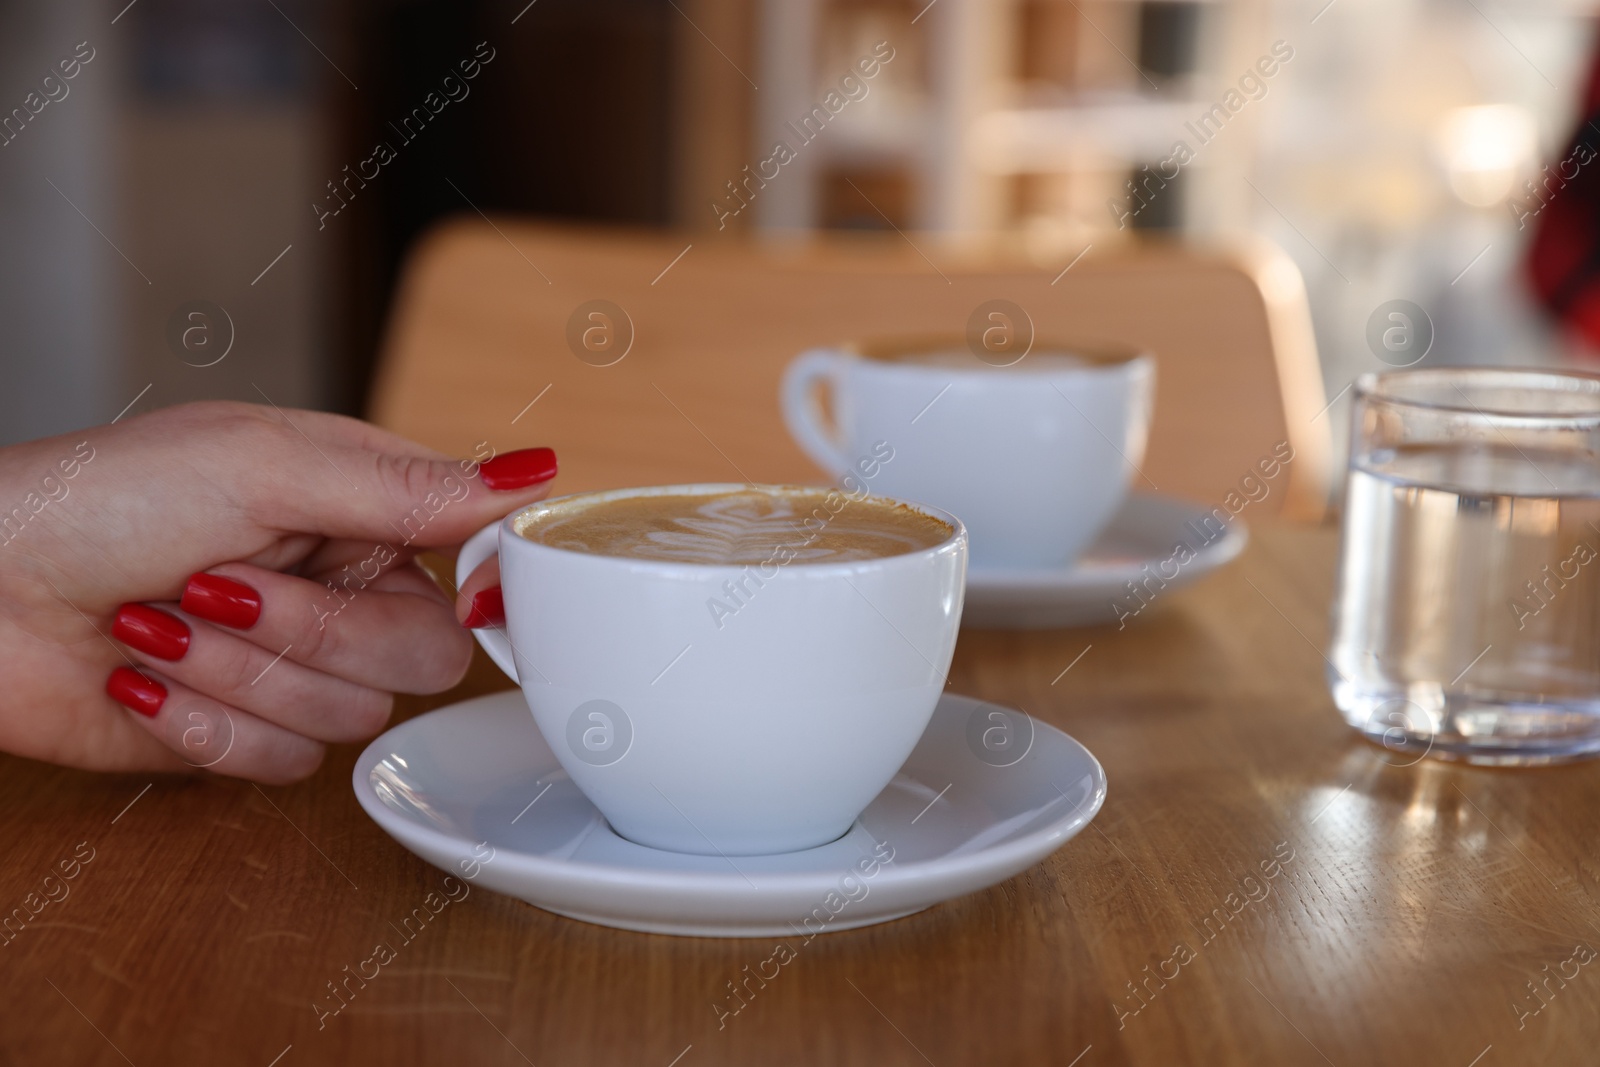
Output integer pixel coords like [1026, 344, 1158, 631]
[464, 586, 505, 629]
[479, 448, 557, 490]
[181, 573, 262, 630]
[112, 604, 191, 661]
[107, 666, 166, 717]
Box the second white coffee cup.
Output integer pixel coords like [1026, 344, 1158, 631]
[781, 338, 1155, 570]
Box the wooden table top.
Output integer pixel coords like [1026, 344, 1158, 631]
[9, 225, 1600, 1066]
[11, 529, 1600, 1065]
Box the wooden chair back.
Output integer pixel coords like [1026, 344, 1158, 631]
[370, 222, 1330, 521]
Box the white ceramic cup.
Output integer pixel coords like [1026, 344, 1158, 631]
[457, 484, 968, 856]
[781, 338, 1155, 569]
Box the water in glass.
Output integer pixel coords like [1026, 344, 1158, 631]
[1331, 440, 1600, 763]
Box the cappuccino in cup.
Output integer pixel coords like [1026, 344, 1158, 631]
[517, 486, 952, 563]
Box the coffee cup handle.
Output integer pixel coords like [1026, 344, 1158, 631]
[456, 519, 519, 683]
[781, 348, 851, 477]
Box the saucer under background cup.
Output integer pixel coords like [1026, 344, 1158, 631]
[353, 691, 1107, 937]
[963, 491, 1249, 628]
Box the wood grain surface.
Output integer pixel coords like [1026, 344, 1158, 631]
[5, 223, 1598, 1066]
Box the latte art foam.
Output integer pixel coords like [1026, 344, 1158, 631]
[518, 488, 952, 564]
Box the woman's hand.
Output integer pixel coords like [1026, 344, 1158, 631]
[0, 401, 556, 783]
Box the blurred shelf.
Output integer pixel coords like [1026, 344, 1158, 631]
[972, 96, 1210, 172]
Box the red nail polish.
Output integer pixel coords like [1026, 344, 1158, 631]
[107, 666, 166, 717]
[181, 573, 262, 630]
[479, 448, 557, 491]
[464, 587, 505, 629]
[112, 604, 191, 661]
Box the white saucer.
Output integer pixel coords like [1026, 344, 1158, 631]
[353, 691, 1106, 937]
[963, 491, 1248, 629]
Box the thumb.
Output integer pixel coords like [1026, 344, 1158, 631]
[269, 445, 559, 547]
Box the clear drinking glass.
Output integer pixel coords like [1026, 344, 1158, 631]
[1329, 367, 1600, 764]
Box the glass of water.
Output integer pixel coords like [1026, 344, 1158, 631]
[1330, 367, 1600, 764]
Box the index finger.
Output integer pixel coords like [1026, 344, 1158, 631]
[257, 442, 557, 548]
[260, 407, 455, 459]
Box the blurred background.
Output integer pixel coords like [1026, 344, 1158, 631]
[0, 0, 1593, 448]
